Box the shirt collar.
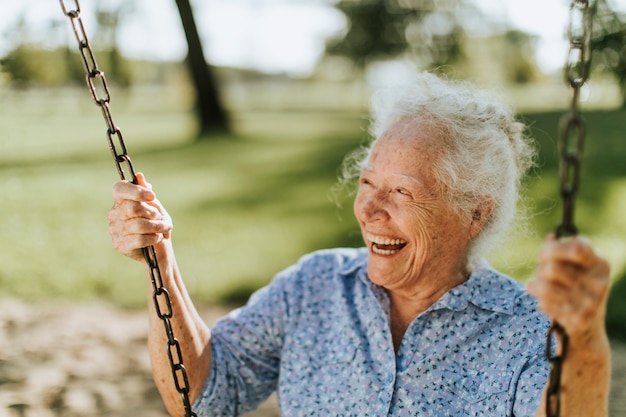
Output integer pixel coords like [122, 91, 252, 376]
[433, 266, 522, 314]
[338, 247, 369, 276]
[348, 251, 522, 316]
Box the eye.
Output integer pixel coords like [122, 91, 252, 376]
[395, 187, 411, 196]
[359, 176, 373, 187]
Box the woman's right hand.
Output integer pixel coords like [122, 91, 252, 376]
[108, 172, 173, 262]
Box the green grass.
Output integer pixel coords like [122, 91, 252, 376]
[1, 87, 625, 327]
[0, 87, 368, 307]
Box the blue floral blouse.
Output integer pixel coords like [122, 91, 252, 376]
[193, 247, 550, 416]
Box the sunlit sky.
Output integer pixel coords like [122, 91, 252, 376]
[1, 0, 624, 75]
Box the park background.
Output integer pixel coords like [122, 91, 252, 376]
[1, 0, 625, 416]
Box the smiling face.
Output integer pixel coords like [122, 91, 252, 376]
[353, 119, 483, 296]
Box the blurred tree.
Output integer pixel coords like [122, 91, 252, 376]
[0, 45, 92, 88]
[461, 29, 540, 87]
[326, 1, 407, 68]
[94, 1, 134, 88]
[325, 0, 478, 73]
[592, 0, 626, 108]
[175, 0, 230, 136]
[0, 13, 81, 88]
[499, 30, 540, 84]
[63, 46, 87, 85]
[1, 46, 63, 88]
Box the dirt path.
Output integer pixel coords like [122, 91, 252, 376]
[0, 299, 623, 416]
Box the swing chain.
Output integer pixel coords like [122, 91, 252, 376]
[556, 0, 594, 238]
[59, 2, 197, 416]
[547, 1, 594, 417]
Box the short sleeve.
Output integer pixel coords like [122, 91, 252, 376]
[192, 278, 290, 416]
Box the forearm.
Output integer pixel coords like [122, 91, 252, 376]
[535, 332, 611, 417]
[144, 241, 212, 417]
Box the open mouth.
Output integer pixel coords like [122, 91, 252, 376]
[367, 234, 407, 255]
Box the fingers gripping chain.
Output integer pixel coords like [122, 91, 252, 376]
[59, 2, 197, 415]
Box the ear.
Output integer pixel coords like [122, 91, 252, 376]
[468, 198, 494, 239]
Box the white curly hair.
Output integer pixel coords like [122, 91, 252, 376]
[339, 72, 536, 261]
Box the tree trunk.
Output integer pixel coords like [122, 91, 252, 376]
[175, 0, 229, 136]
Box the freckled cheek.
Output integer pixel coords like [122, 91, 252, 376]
[404, 213, 434, 247]
[437, 216, 465, 240]
[412, 230, 434, 258]
[403, 208, 430, 230]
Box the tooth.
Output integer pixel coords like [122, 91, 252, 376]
[367, 234, 407, 246]
[373, 246, 400, 255]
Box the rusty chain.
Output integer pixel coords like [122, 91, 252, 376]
[59, 1, 197, 416]
[546, 1, 594, 416]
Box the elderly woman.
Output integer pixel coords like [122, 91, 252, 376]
[108, 73, 611, 417]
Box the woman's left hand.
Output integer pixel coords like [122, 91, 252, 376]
[528, 234, 611, 345]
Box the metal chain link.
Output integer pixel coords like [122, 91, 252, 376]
[59, 2, 197, 416]
[546, 1, 594, 416]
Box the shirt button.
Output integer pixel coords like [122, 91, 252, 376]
[468, 382, 479, 395]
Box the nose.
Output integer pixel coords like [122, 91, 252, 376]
[355, 190, 389, 222]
